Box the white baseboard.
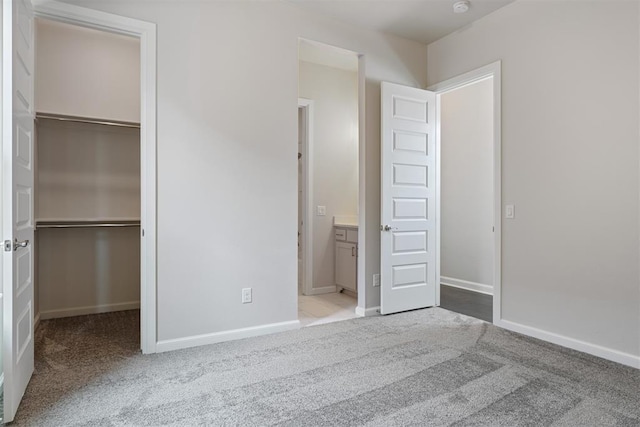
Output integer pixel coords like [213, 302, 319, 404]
[34, 312, 41, 331]
[156, 320, 301, 353]
[304, 285, 337, 296]
[355, 306, 380, 317]
[40, 301, 140, 320]
[495, 318, 640, 369]
[441, 276, 493, 295]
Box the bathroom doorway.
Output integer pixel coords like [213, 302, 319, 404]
[297, 39, 362, 326]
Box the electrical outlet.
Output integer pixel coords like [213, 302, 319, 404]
[505, 204, 515, 219]
[316, 205, 326, 216]
[373, 274, 380, 287]
[242, 288, 252, 304]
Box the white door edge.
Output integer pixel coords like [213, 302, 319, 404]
[32, 0, 158, 353]
[427, 60, 502, 324]
[355, 54, 366, 313]
[297, 98, 313, 297]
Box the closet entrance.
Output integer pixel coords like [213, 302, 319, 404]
[34, 19, 142, 340]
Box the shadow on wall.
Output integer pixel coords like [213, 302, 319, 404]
[362, 79, 383, 307]
[374, 33, 428, 89]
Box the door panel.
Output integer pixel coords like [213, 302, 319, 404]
[380, 82, 436, 315]
[2, 0, 35, 421]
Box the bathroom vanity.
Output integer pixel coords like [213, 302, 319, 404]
[334, 217, 358, 293]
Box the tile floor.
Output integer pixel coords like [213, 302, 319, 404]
[298, 291, 358, 327]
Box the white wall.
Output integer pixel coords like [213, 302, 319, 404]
[37, 227, 140, 318]
[428, 0, 640, 363]
[299, 60, 358, 291]
[59, 0, 428, 343]
[35, 18, 140, 123]
[440, 78, 494, 292]
[36, 119, 140, 221]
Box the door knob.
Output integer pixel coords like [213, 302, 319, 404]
[381, 225, 396, 232]
[13, 238, 29, 251]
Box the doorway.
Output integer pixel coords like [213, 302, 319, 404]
[32, 0, 158, 354]
[430, 62, 502, 324]
[32, 17, 143, 408]
[297, 39, 362, 326]
[34, 17, 142, 328]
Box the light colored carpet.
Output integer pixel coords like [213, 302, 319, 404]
[13, 308, 640, 426]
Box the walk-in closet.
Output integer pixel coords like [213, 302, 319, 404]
[34, 19, 141, 332]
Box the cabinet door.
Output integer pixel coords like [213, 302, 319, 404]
[336, 242, 357, 292]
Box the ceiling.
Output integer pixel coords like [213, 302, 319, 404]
[289, 0, 515, 45]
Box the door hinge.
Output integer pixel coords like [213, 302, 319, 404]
[4, 240, 12, 252]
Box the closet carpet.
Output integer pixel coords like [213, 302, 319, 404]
[14, 309, 640, 426]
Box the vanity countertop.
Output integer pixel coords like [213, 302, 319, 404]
[334, 215, 358, 229]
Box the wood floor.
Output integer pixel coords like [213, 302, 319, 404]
[440, 284, 492, 323]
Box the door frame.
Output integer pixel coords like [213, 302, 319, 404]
[32, 0, 158, 353]
[297, 98, 314, 296]
[428, 61, 502, 323]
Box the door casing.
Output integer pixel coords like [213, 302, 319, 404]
[297, 98, 313, 297]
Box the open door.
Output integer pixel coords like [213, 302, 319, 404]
[380, 82, 436, 315]
[2, 0, 35, 421]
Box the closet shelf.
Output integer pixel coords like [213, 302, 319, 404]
[36, 112, 140, 129]
[36, 219, 140, 229]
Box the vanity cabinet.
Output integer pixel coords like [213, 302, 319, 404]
[335, 227, 357, 292]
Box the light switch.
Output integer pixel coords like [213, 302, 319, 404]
[317, 205, 326, 216]
[505, 204, 515, 219]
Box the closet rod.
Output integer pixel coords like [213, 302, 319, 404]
[36, 220, 140, 229]
[36, 112, 141, 129]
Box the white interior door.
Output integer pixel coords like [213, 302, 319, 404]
[2, 0, 35, 421]
[380, 82, 436, 315]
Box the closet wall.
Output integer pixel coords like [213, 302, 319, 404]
[36, 19, 140, 122]
[440, 78, 494, 294]
[35, 19, 141, 319]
